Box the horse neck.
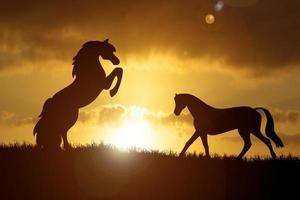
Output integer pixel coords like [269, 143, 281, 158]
[73, 58, 105, 80]
[185, 95, 212, 117]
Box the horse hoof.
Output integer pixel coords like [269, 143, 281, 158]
[271, 154, 277, 159]
[64, 145, 72, 151]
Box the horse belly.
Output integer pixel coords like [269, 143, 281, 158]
[76, 87, 103, 108]
[54, 75, 106, 108]
[204, 119, 238, 135]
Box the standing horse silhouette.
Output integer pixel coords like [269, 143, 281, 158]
[173, 93, 284, 159]
[33, 39, 123, 149]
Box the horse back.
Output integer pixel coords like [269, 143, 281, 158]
[194, 106, 261, 134]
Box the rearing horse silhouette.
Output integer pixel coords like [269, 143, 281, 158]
[33, 39, 123, 149]
[174, 93, 284, 159]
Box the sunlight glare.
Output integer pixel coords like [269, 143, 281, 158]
[110, 106, 153, 150]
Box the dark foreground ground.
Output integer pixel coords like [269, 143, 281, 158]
[0, 144, 299, 200]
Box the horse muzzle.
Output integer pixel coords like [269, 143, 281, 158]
[111, 55, 120, 65]
[174, 110, 180, 116]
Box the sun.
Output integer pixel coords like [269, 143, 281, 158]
[110, 106, 153, 150]
[112, 119, 151, 150]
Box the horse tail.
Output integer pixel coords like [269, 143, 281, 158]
[38, 98, 53, 117]
[255, 107, 284, 147]
[33, 98, 53, 136]
[33, 120, 39, 136]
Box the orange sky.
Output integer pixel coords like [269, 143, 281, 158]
[0, 0, 299, 157]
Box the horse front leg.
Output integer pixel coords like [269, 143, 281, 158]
[104, 67, 123, 97]
[179, 131, 199, 157]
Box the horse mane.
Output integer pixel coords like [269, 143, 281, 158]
[72, 41, 102, 77]
[179, 93, 212, 109]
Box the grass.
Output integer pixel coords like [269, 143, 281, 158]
[0, 143, 299, 200]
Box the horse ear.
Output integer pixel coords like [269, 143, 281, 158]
[104, 38, 109, 43]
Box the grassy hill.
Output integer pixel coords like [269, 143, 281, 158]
[0, 144, 299, 200]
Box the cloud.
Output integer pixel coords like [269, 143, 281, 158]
[273, 110, 300, 124]
[78, 104, 126, 126]
[77, 104, 193, 134]
[145, 112, 193, 127]
[77, 105, 300, 140]
[0, 111, 37, 127]
[0, 0, 299, 75]
[279, 133, 300, 146]
[0, 104, 191, 131]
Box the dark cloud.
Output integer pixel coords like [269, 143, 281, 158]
[0, 0, 299, 74]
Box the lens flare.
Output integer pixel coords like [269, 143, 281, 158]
[214, 1, 225, 12]
[205, 14, 215, 25]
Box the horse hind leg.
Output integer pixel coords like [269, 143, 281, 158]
[62, 132, 71, 150]
[237, 129, 252, 159]
[252, 129, 277, 159]
[36, 131, 61, 151]
[61, 109, 78, 150]
[44, 133, 62, 151]
[200, 133, 210, 158]
[36, 132, 43, 149]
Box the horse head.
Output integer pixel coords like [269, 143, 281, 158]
[99, 39, 120, 65]
[81, 39, 120, 65]
[174, 93, 186, 116]
[72, 39, 120, 77]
